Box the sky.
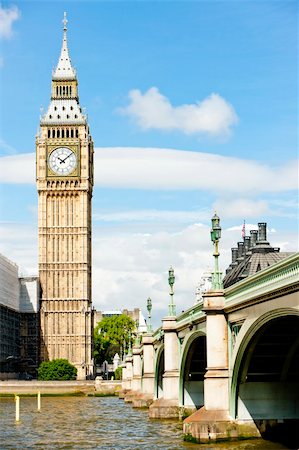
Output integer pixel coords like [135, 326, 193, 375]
[0, 1, 298, 326]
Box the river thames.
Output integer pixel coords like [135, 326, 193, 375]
[0, 397, 289, 449]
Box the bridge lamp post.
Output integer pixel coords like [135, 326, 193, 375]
[210, 213, 223, 290]
[134, 320, 141, 346]
[147, 297, 153, 333]
[128, 330, 132, 356]
[168, 266, 176, 316]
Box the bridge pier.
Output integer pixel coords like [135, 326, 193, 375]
[183, 291, 260, 442]
[124, 345, 142, 403]
[149, 316, 180, 418]
[119, 355, 133, 399]
[132, 333, 155, 408]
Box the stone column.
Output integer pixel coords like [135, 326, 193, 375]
[183, 290, 230, 441]
[183, 290, 260, 442]
[149, 316, 180, 418]
[132, 333, 155, 408]
[203, 291, 229, 411]
[162, 316, 180, 400]
[142, 333, 155, 396]
[119, 361, 128, 399]
[131, 344, 142, 392]
[125, 344, 143, 403]
[124, 355, 133, 392]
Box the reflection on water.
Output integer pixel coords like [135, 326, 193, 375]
[0, 397, 289, 449]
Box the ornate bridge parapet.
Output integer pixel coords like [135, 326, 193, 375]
[121, 253, 299, 444]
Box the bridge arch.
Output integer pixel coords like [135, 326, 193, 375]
[154, 344, 164, 399]
[179, 331, 206, 408]
[231, 308, 299, 445]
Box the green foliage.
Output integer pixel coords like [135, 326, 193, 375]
[38, 359, 77, 381]
[114, 366, 122, 380]
[93, 314, 135, 364]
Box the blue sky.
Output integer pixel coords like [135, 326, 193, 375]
[0, 1, 297, 323]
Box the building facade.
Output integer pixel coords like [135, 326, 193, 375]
[36, 14, 94, 379]
[0, 253, 39, 377]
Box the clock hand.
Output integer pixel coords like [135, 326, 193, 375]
[58, 157, 64, 163]
[61, 152, 73, 163]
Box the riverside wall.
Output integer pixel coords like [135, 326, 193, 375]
[0, 380, 122, 396]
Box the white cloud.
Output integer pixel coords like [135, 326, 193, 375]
[0, 148, 297, 195]
[212, 198, 269, 218]
[0, 153, 34, 182]
[119, 87, 238, 137]
[0, 222, 37, 275]
[93, 209, 207, 224]
[227, 224, 258, 232]
[0, 216, 297, 327]
[0, 4, 20, 39]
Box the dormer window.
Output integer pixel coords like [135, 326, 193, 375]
[49, 114, 52, 119]
[70, 106, 73, 110]
[67, 114, 70, 119]
[57, 114, 60, 119]
[62, 106, 65, 111]
[74, 114, 77, 118]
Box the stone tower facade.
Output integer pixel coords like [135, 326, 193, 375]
[36, 14, 94, 379]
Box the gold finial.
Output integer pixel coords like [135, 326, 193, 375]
[63, 12, 68, 31]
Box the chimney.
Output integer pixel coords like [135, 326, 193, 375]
[250, 230, 258, 248]
[244, 236, 251, 254]
[237, 241, 244, 260]
[258, 222, 267, 243]
[231, 247, 238, 264]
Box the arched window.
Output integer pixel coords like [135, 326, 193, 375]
[66, 129, 69, 138]
[63, 86, 65, 95]
[76, 129, 78, 138]
[57, 129, 60, 138]
[48, 129, 50, 138]
[70, 86, 72, 96]
[52, 129, 55, 138]
[61, 129, 64, 138]
[56, 86, 58, 96]
[71, 129, 74, 138]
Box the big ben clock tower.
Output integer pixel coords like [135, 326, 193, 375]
[36, 13, 94, 379]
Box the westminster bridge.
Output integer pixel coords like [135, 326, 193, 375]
[120, 252, 299, 444]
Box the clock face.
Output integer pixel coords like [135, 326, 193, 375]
[48, 147, 77, 176]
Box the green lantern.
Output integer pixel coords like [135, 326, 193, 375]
[168, 266, 176, 316]
[210, 213, 223, 290]
[147, 297, 153, 333]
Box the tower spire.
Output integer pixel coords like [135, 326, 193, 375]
[53, 12, 76, 80]
[63, 11, 68, 32]
[41, 12, 86, 125]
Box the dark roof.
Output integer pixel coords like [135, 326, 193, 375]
[223, 223, 294, 288]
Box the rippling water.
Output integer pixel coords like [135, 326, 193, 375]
[0, 397, 289, 449]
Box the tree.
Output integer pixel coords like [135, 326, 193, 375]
[114, 366, 122, 380]
[93, 314, 135, 364]
[38, 359, 77, 380]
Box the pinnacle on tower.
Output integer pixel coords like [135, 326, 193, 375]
[52, 12, 76, 80]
